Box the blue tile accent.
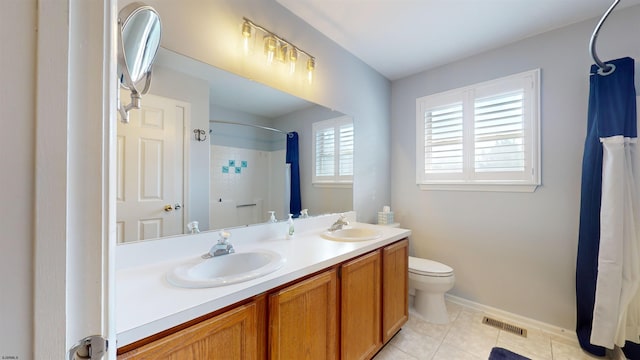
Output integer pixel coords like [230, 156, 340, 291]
[221, 160, 247, 174]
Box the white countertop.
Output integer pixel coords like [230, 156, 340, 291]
[116, 212, 411, 348]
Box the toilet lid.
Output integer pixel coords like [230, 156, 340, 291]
[408, 256, 454, 277]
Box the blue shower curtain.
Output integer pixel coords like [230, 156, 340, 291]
[286, 132, 302, 218]
[577, 57, 640, 358]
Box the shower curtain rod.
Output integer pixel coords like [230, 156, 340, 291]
[209, 120, 286, 134]
[589, 0, 621, 72]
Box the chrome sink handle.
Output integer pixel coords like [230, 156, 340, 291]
[328, 214, 349, 232]
[203, 230, 235, 258]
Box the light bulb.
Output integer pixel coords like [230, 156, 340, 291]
[241, 21, 252, 55]
[264, 36, 276, 64]
[288, 47, 298, 74]
[306, 58, 315, 84]
[276, 43, 287, 63]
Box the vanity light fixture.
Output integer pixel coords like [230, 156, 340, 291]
[241, 17, 316, 83]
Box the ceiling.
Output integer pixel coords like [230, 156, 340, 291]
[276, 0, 640, 80]
[155, 47, 313, 118]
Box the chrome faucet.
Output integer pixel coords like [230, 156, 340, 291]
[203, 231, 235, 258]
[328, 214, 349, 231]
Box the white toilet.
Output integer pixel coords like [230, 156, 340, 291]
[408, 256, 455, 324]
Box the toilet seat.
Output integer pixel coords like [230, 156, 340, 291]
[409, 256, 453, 277]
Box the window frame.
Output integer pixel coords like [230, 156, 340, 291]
[415, 69, 541, 192]
[312, 115, 354, 187]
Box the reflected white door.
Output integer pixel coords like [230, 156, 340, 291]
[116, 93, 188, 243]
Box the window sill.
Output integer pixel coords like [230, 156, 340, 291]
[418, 183, 539, 193]
[313, 182, 353, 189]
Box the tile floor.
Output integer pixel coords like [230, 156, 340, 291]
[374, 300, 605, 360]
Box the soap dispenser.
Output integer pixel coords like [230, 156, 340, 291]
[286, 213, 294, 239]
[268, 211, 277, 223]
[187, 221, 200, 234]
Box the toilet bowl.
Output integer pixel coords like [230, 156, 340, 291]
[408, 256, 455, 324]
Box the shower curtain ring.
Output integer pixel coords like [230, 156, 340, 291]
[597, 63, 616, 76]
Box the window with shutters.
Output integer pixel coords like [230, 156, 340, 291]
[312, 116, 354, 186]
[416, 69, 540, 192]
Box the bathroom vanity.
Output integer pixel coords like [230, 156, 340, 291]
[115, 213, 409, 359]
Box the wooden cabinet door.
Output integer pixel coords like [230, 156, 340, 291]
[269, 269, 339, 360]
[341, 250, 382, 360]
[382, 239, 409, 343]
[117, 301, 260, 360]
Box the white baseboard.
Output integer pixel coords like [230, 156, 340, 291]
[444, 294, 579, 345]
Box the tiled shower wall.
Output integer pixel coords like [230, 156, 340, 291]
[210, 145, 288, 229]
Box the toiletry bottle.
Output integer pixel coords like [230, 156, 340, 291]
[268, 211, 277, 223]
[300, 209, 308, 218]
[187, 221, 200, 234]
[286, 213, 294, 239]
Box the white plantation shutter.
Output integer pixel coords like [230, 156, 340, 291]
[416, 69, 540, 191]
[474, 91, 525, 173]
[315, 127, 335, 177]
[424, 103, 464, 174]
[338, 122, 354, 177]
[313, 116, 354, 184]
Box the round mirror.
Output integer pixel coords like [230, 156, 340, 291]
[118, 3, 161, 92]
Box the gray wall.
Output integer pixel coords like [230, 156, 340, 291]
[150, 64, 211, 231]
[0, 1, 35, 358]
[125, 0, 392, 223]
[391, 6, 640, 330]
[210, 105, 284, 151]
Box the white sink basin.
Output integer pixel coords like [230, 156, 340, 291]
[167, 250, 285, 288]
[321, 227, 382, 242]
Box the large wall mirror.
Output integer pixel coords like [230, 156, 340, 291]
[116, 47, 353, 244]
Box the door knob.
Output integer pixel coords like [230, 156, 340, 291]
[164, 203, 182, 212]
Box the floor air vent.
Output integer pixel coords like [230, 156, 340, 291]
[482, 316, 527, 337]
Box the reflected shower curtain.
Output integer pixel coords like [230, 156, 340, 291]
[286, 132, 302, 217]
[577, 57, 640, 357]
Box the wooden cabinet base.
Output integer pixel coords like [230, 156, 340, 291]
[117, 238, 408, 360]
[118, 299, 264, 360]
[382, 239, 409, 343]
[269, 269, 339, 360]
[341, 250, 382, 360]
